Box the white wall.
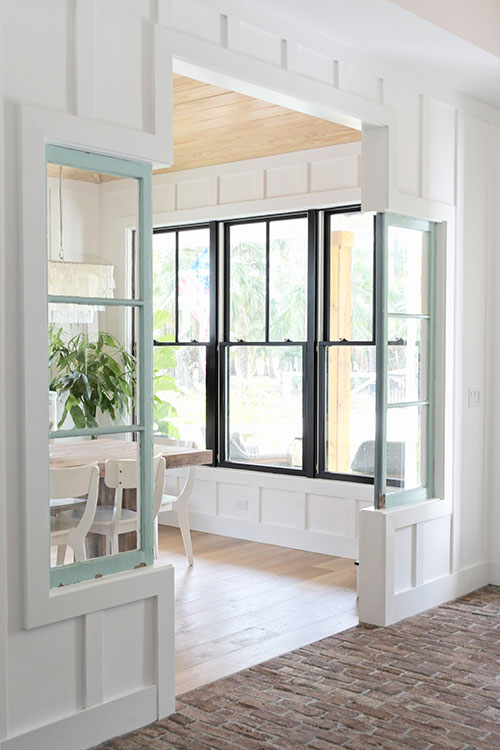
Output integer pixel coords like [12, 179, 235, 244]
[0, 1, 497, 748]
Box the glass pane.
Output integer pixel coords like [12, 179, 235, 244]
[227, 346, 303, 468]
[49, 432, 140, 566]
[388, 226, 429, 314]
[328, 212, 374, 341]
[46, 163, 137, 299]
[326, 346, 376, 476]
[229, 223, 266, 341]
[153, 231, 176, 341]
[153, 345, 206, 448]
[386, 406, 427, 488]
[178, 228, 211, 342]
[388, 318, 428, 404]
[48, 305, 137, 430]
[269, 217, 307, 341]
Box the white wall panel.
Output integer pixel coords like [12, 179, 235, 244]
[394, 526, 413, 593]
[307, 494, 353, 538]
[95, 0, 152, 131]
[421, 516, 451, 583]
[287, 43, 334, 85]
[7, 618, 83, 734]
[189, 479, 217, 515]
[265, 164, 306, 197]
[218, 482, 259, 522]
[102, 599, 155, 701]
[176, 177, 217, 209]
[338, 63, 382, 103]
[422, 97, 456, 204]
[167, 0, 221, 44]
[219, 170, 263, 204]
[2, 0, 69, 112]
[261, 488, 305, 529]
[153, 183, 176, 214]
[236, 22, 282, 66]
[384, 82, 422, 196]
[309, 154, 359, 192]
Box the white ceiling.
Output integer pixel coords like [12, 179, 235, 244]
[249, 0, 500, 108]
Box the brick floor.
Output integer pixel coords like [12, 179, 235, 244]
[93, 586, 500, 750]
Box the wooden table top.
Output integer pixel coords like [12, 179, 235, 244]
[49, 437, 213, 472]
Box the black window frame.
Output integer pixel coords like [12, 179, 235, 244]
[152, 221, 218, 466]
[152, 204, 400, 486]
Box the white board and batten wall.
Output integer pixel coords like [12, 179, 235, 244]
[0, 1, 497, 749]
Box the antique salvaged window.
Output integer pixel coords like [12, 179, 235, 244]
[46, 145, 154, 587]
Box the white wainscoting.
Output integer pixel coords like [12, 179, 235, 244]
[358, 500, 490, 626]
[159, 466, 373, 559]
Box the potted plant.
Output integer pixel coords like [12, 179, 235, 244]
[48, 325, 136, 431]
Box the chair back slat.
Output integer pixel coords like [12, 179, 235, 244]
[50, 463, 100, 499]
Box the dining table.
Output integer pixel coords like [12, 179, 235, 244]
[49, 437, 212, 556]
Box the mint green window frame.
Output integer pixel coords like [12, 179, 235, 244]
[374, 213, 436, 509]
[46, 144, 153, 587]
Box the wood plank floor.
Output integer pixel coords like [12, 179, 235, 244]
[157, 526, 358, 696]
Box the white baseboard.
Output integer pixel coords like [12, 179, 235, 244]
[159, 512, 358, 558]
[489, 560, 500, 585]
[1, 686, 157, 750]
[389, 562, 490, 625]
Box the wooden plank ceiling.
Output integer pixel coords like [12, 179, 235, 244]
[161, 74, 361, 172]
[47, 75, 361, 181]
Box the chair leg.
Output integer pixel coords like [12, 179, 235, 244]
[154, 517, 159, 559]
[73, 542, 87, 563]
[56, 544, 67, 566]
[176, 507, 193, 566]
[111, 535, 119, 555]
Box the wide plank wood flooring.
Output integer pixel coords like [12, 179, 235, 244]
[157, 526, 358, 696]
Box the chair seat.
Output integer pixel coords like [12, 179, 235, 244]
[50, 497, 87, 516]
[50, 515, 79, 535]
[58, 506, 138, 534]
[159, 493, 180, 512]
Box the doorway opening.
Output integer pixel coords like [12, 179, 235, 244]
[154, 70, 365, 695]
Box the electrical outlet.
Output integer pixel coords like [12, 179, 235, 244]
[235, 499, 248, 510]
[468, 387, 481, 408]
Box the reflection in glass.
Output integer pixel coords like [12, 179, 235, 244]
[227, 346, 303, 468]
[178, 228, 211, 342]
[46, 163, 137, 301]
[153, 231, 176, 341]
[388, 318, 428, 404]
[386, 406, 427, 488]
[328, 212, 374, 341]
[48, 305, 136, 430]
[326, 346, 376, 475]
[388, 226, 429, 315]
[229, 223, 266, 341]
[154, 345, 206, 448]
[49, 433, 140, 566]
[269, 218, 307, 341]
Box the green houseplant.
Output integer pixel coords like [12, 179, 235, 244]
[48, 325, 136, 430]
[49, 320, 181, 436]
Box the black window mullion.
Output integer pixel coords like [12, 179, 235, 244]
[206, 220, 218, 466]
[304, 209, 318, 478]
[174, 230, 179, 343]
[265, 220, 270, 342]
[224, 222, 231, 342]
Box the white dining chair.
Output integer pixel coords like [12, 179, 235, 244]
[58, 455, 165, 556]
[50, 463, 100, 565]
[153, 437, 197, 565]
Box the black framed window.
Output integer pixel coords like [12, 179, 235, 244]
[152, 223, 217, 456]
[220, 213, 314, 475]
[318, 208, 377, 483]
